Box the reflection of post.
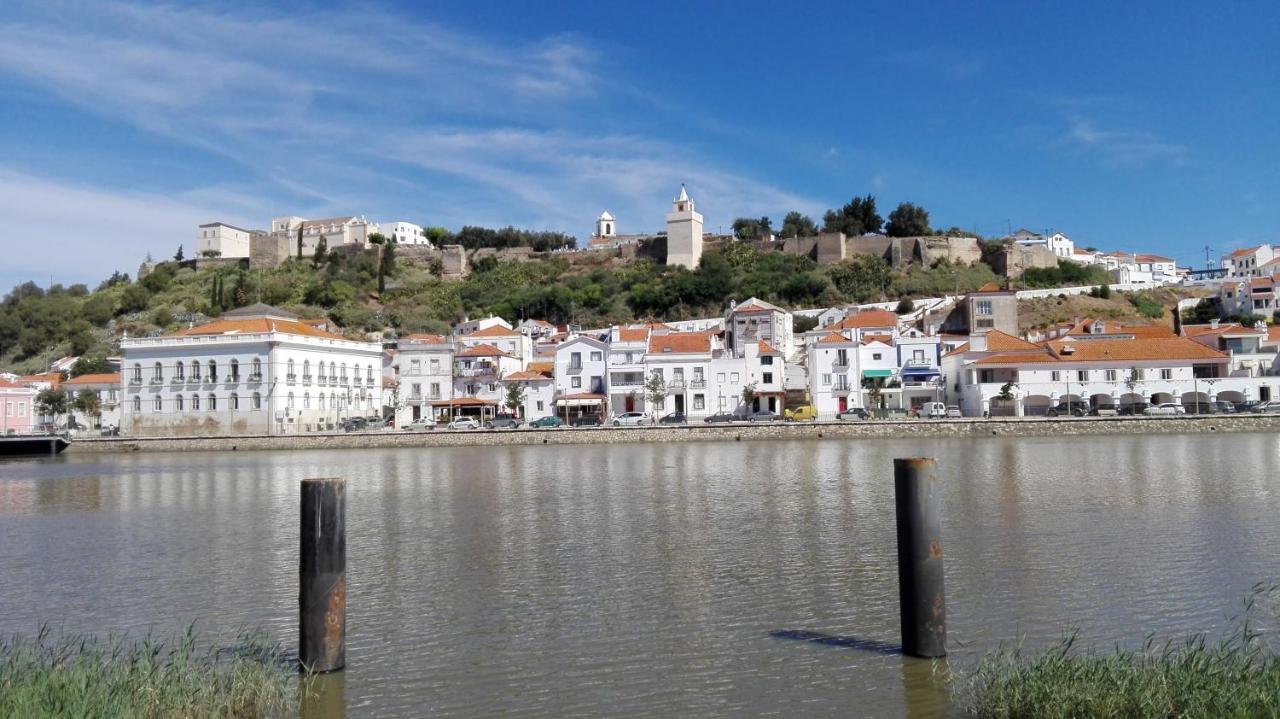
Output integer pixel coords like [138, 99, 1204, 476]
[301, 670, 347, 719]
[893, 457, 946, 658]
[899, 654, 951, 719]
[300, 478, 346, 672]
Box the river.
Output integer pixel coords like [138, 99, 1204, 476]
[2, 433, 1279, 717]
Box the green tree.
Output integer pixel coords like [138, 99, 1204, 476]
[118, 284, 151, 315]
[232, 271, 249, 307]
[1099, 283, 1112, 299]
[793, 315, 819, 333]
[73, 389, 102, 428]
[174, 245, 185, 262]
[885, 202, 931, 237]
[997, 381, 1017, 401]
[505, 382, 526, 416]
[36, 387, 69, 421]
[896, 298, 915, 314]
[779, 211, 818, 239]
[823, 194, 882, 236]
[377, 239, 396, 294]
[70, 355, 110, 377]
[866, 377, 886, 409]
[424, 226, 453, 245]
[827, 255, 891, 302]
[741, 382, 757, 412]
[296, 226, 304, 260]
[313, 237, 328, 267]
[645, 372, 667, 418]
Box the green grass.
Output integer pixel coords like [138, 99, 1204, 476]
[0, 625, 305, 718]
[958, 586, 1280, 718]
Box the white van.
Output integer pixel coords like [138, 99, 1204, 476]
[920, 402, 948, 419]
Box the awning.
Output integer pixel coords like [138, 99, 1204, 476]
[430, 397, 497, 407]
[555, 392, 608, 406]
[862, 369, 893, 378]
[901, 366, 940, 377]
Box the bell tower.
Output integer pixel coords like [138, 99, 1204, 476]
[596, 210, 615, 238]
[665, 185, 703, 269]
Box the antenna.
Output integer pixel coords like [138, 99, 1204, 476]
[1204, 245, 1214, 269]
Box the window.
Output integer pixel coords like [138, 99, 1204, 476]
[153, 362, 163, 381]
[1105, 369, 1117, 382]
[4, 401, 11, 416]
[487, 382, 496, 392]
[329, 362, 337, 381]
[208, 394, 217, 410]
[1050, 371, 1061, 382]
[132, 364, 142, 384]
[208, 361, 216, 381]
[731, 372, 740, 383]
[175, 362, 184, 380]
[303, 359, 310, 380]
[590, 351, 602, 362]
[1136, 368, 1145, 380]
[572, 377, 582, 388]
[252, 358, 261, 378]
[430, 382, 441, 399]
[410, 359, 421, 374]
[537, 401, 544, 411]
[872, 353, 882, 360]
[175, 395, 184, 411]
[191, 362, 200, 380]
[230, 359, 240, 381]
[913, 349, 925, 362]
[340, 364, 348, 380]
[132, 397, 141, 412]
[694, 395, 705, 410]
[717, 373, 726, 383]
[570, 352, 582, 369]
[367, 367, 374, 384]
[1077, 370, 1089, 382]
[152, 396, 161, 412]
[192, 395, 200, 410]
[231, 393, 240, 410]
[761, 356, 773, 365]
[822, 374, 832, 386]
[975, 300, 993, 316]
[287, 393, 295, 409]
[1160, 369, 1172, 380]
[318, 393, 325, 410]
[303, 393, 310, 409]
[253, 392, 262, 410]
[762, 372, 773, 384]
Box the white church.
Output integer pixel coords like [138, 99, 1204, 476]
[587, 185, 705, 269]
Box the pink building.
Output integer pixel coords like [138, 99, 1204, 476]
[0, 378, 37, 435]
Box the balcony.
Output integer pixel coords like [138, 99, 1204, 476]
[688, 379, 707, 389]
[610, 375, 644, 387]
[171, 376, 184, 384]
[130, 376, 142, 386]
[832, 358, 850, 369]
[149, 376, 163, 385]
[286, 373, 296, 385]
[317, 376, 327, 386]
[458, 363, 498, 377]
[667, 379, 686, 390]
[228, 374, 240, 385]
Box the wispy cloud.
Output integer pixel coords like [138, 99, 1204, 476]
[0, 1, 822, 279]
[1055, 117, 1188, 168]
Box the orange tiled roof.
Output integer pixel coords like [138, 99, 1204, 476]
[527, 361, 554, 376]
[648, 332, 711, 354]
[503, 370, 551, 381]
[1269, 326, 1280, 343]
[0, 378, 35, 389]
[174, 317, 346, 340]
[757, 339, 781, 354]
[972, 282, 1012, 293]
[731, 297, 784, 313]
[832, 309, 898, 330]
[1184, 323, 1261, 338]
[1045, 337, 1226, 362]
[468, 324, 519, 338]
[63, 372, 120, 386]
[862, 334, 894, 345]
[432, 397, 496, 406]
[973, 352, 1061, 365]
[555, 392, 608, 401]
[19, 372, 62, 385]
[616, 327, 649, 342]
[816, 331, 854, 345]
[983, 330, 1041, 351]
[457, 343, 511, 358]
[1135, 254, 1174, 263]
[404, 333, 448, 343]
[1065, 319, 1175, 338]
[1229, 246, 1263, 258]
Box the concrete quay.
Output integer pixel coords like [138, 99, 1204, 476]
[66, 414, 1280, 454]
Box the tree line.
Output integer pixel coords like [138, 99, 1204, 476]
[731, 195, 964, 241]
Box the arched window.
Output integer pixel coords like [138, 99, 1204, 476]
[230, 393, 239, 410]
[252, 358, 261, 379]
[230, 359, 239, 381]
[132, 396, 141, 412]
[192, 394, 200, 410]
[208, 360, 217, 381]
[288, 392, 295, 409]
[152, 362, 162, 380]
[329, 362, 336, 381]
[366, 365, 373, 383]
[252, 392, 261, 410]
[304, 392, 311, 409]
[153, 396, 162, 412]
[340, 363, 348, 381]
[175, 362, 184, 381]
[191, 361, 200, 380]
[303, 360, 310, 382]
[208, 394, 217, 411]
[175, 395, 184, 411]
[319, 393, 325, 410]
[330, 392, 336, 410]
[288, 359, 295, 380]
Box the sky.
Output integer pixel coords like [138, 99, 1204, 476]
[1, 0, 1277, 290]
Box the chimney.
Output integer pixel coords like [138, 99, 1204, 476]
[1210, 318, 1219, 329]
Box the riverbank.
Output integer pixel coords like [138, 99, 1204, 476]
[66, 413, 1280, 454]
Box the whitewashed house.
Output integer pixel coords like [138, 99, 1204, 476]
[554, 335, 609, 420]
[807, 331, 859, 417]
[270, 215, 375, 256]
[450, 343, 522, 419]
[376, 221, 428, 245]
[606, 326, 651, 415]
[726, 298, 794, 359]
[196, 222, 255, 258]
[63, 372, 121, 431]
[459, 323, 532, 367]
[120, 304, 383, 436]
[395, 334, 454, 425]
[501, 369, 555, 420]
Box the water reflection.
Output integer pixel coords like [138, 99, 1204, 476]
[2, 433, 1279, 717]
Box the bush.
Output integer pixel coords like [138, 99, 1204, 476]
[896, 298, 915, 314]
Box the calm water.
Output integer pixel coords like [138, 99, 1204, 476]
[3, 433, 1280, 717]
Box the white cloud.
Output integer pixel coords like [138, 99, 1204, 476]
[1057, 117, 1188, 167]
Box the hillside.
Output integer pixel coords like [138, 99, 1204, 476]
[1018, 286, 1208, 332]
[1, 241, 1111, 374]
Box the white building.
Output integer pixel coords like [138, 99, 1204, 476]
[460, 323, 532, 367]
[196, 222, 255, 258]
[501, 370, 555, 420]
[726, 297, 794, 359]
[63, 372, 121, 431]
[270, 215, 375, 256]
[395, 333, 454, 425]
[665, 185, 704, 270]
[554, 335, 609, 419]
[120, 304, 384, 436]
[450, 343, 523, 418]
[605, 326, 651, 415]
[1221, 245, 1278, 278]
[596, 211, 616, 239]
[1011, 229, 1075, 259]
[377, 221, 429, 246]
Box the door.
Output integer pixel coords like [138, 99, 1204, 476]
[838, 397, 847, 413]
[412, 406, 421, 420]
[625, 395, 635, 413]
[674, 395, 685, 413]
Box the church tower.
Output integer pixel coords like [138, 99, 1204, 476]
[665, 185, 703, 269]
[595, 210, 616, 238]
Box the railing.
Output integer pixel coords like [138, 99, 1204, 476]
[688, 379, 706, 389]
[667, 379, 686, 390]
[150, 376, 163, 385]
[904, 359, 934, 368]
[458, 366, 497, 377]
[171, 376, 184, 384]
[129, 377, 142, 385]
[286, 373, 296, 384]
[228, 375, 240, 384]
[832, 358, 850, 369]
[610, 377, 644, 387]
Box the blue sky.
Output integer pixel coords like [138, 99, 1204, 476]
[1, 0, 1277, 289]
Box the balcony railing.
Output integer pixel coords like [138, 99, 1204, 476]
[150, 376, 163, 385]
[130, 377, 142, 385]
[286, 373, 296, 384]
[688, 379, 706, 389]
[171, 376, 184, 384]
[667, 379, 686, 390]
[610, 377, 644, 387]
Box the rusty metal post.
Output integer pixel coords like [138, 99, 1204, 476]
[300, 478, 346, 672]
[893, 458, 946, 658]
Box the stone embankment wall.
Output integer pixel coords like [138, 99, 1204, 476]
[69, 415, 1280, 455]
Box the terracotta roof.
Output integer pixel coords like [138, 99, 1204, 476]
[1046, 337, 1226, 362]
[832, 310, 898, 330]
[862, 334, 894, 345]
[527, 361, 554, 376]
[757, 339, 781, 354]
[1269, 326, 1280, 343]
[19, 372, 62, 386]
[973, 352, 1061, 365]
[1250, 277, 1274, 289]
[0, 378, 34, 389]
[173, 317, 346, 340]
[648, 332, 711, 355]
[468, 325, 519, 338]
[616, 327, 649, 343]
[731, 297, 784, 313]
[983, 330, 1042, 351]
[382, 376, 396, 387]
[972, 282, 1013, 294]
[457, 343, 511, 358]
[503, 371, 551, 381]
[404, 333, 448, 343]
[1135, 254, 1174, 263]
[63, 373, 120, 386]
[1065, 319, 1175, 338]
[1229, 246, 1263, 258]
[816, 331, 854, 345]
[943, 343, 969, 356]
[524, 319, 556, 327]
[1184, 323, 1261, 338]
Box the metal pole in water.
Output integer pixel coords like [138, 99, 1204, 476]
[300, 478, 346, 672]
[893, 458, 946, 658]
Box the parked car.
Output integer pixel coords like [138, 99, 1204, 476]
[1046, 401, 1088, 418]
[1211, 401, 1237, 414]
[836, 407, 869, 421]
[573, 414, 603, 427]
[658, 412, 687, 424]
[1249, 401, 1280, 414]
[486, 415, 522, 429]
[783, 405, 819, 422]
[750, 411, 780, 422]
[1118, 403, 1148, 416]
[529, 416, 564, 428]
[920, 402, 948, 419]
[1090, 406, 1118, 417]
[1143, 403, 1186, 416]
[341, 417, 368, 432]
[611, 411, 649, 426]
[362, 416, 387, 430]
[402, 417, 436, 431]
[945, 405, 962, 418]
[446, 417, 481, 430]
[703, 412, 736, 423]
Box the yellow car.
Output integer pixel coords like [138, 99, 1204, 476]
[784, 405, 819, 422]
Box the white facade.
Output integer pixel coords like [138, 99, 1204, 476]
[395, 334, 454, 424]
[726, 298, 794, 359]
[197, 223, 254, 258]
[120, 305, 383, 436]
[1013, 230, 1075, 259]
[377, 221, 429, 245]
[555, 336, 608, 398]
[665, 185, 704, 270]
[596, 211, 616, 239]
[1222, 245, 1278, 278]
[270, 215, 374, 256]
[63, 373, 122, 431]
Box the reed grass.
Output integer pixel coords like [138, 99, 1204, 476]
[0, 624, 302, 718]
[958, 584, 1280, 718]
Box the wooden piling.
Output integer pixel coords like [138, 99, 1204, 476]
[300, 478, 346, 672]
[893, 458, 946, 658]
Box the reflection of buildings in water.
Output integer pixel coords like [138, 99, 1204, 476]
[0, 478, 36, 514]
[34, 475, 103, 513]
